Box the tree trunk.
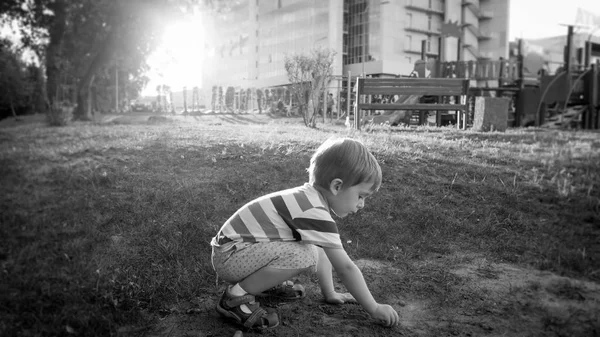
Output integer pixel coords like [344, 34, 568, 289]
[9, 98, 17, 118]
[75, 31, 117, 120]
[45, 0, 68, 109]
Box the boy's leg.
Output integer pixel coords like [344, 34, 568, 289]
[240, 266, 309, 295]
[213, 241, 318, 328]
[213, 241, 318, 287]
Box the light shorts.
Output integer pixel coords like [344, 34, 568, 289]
[211, 240, 319, 284]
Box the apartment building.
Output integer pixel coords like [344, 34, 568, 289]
[201, 0, 510, 93]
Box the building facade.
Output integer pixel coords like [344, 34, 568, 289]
[201, 0, 510, 100]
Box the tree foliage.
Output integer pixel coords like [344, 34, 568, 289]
[0, 39, 35, 119]
[1, 0, 233, 124]
[284, 47, 336, 128]
[225, 86, 234, 112]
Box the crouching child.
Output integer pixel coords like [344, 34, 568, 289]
[210, 137, 400, 329]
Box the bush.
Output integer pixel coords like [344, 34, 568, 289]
[46, 102, 74, 126]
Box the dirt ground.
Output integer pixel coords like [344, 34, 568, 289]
[140, 255, 600, 337]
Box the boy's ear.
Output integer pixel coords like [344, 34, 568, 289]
[329, 178, 343, 195]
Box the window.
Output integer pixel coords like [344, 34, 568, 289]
[427, 36, 431, 52]
[428, 15, 432, 31]
[405, 35, 412, 50]
[428, 0, 432, 8]
[406, 13, 412, 27]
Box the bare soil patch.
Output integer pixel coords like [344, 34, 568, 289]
[147, 256, 600, 337]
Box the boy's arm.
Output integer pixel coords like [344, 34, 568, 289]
[323, 247, 400, 327]
[315, 247, 355, 304]
[322, 247, 377, 313]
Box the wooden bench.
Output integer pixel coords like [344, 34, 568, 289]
[355, 77, 471, 129]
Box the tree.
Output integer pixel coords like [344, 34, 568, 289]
[246, 88, 252, 111]
[0, 39, 34, 119]
[284, 47, 336, 127]
[225, 86, 234, 112]
[256, 89, 263, 114]
[217, 86, 224, 113]
[210, 85, 219, 112]
[1, 0, 232, 123]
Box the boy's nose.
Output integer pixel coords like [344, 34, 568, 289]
[357, 199, 365, 209]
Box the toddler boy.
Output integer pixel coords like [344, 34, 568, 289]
[210, 137, 399, 329]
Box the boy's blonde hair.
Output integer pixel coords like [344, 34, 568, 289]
[308, 138, 382, 191]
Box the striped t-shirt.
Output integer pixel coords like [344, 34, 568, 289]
[211, 183, 343, 249]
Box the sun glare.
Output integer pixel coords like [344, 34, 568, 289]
[143, 18, 205, 96]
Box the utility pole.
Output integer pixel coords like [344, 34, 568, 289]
[115, 66, 119, 113]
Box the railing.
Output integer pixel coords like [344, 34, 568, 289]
[427, 59, 525, 82]
[462, 0, 478, 6]
[464, 45, 482, 59]
[462, 0, 493, 20]
[464, 24, 493, 40]
[479, 30, 493, 40]
[404, 4, 444, 15]
[405, 24, 442, 35]
[479, 10, 493, 19]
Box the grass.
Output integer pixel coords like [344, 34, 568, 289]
[0, 114, 599, 336]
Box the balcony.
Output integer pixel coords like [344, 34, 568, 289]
[404, 4, 444, 15]
[478, 30, 493, 40]
[404, 48, 439, 58]
[479, 10, 493, 20]
[464, 45, 492, 60]
[405, 24, 441, 36]
[462, 0, 493, 20]
[464, 23, 493, 40]
[479, 51, 494, 59]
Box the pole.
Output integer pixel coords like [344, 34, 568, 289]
[336, 77, 341, 119]
[591, 62, 599, 129]
[322, 87, 326, 123]
[563, 25, 574, 126]
[347, 70, 352, 127]
[585, 41, 591, 68]
[115, 66, 118, 113]
[362, 40, 366, 77]
[356, 77, 362, 130]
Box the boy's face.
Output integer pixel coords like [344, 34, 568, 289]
[329, 181, 375, 218]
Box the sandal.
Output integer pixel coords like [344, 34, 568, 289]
[216, 287, 279, 329]
[256, 280, 306, 300]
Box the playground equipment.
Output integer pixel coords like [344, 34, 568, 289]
[355, 78, 470, 130]
[351, 24, 600, 130]
[535, 25, 600, 129]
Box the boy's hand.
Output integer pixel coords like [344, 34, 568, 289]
[371, 304, 400, 327]
[324, 291, 356, 304]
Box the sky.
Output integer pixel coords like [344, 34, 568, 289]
[508, 0, 600, 40]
